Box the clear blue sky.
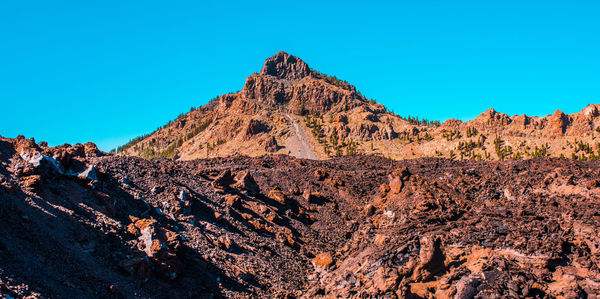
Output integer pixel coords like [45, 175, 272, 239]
[1, 1, 599, 151]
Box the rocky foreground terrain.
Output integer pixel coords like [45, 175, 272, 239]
[2, 135, 600, 298]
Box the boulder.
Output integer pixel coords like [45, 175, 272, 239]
[268, 189, 288, 205]
[233, 171, 259, 195]
[372, 267, 399, 292]
[412, 236, 445, 281]
[389, 167, 410, 194]
[212, 169, 234, 189]
[77, 165, 98, 181]
[388, 175, 403, 194]
[312, 253, 333, 269]
[224, 194, 242, 209]
[264, 136, 279, 153]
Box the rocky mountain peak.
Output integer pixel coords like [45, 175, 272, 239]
[581, 104, 600, 118]
[474, 107, 512, 127]
[259, 51, 311, 80]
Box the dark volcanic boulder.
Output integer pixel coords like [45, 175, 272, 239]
[212, 169, 234, 189]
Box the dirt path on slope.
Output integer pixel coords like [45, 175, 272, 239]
[284, 114, 319, 160]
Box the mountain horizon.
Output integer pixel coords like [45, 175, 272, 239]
[111, 51, 600, 162]
[113, 51, 600, 151]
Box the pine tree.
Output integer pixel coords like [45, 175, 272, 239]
[494, 136, 506, 160]
[330, 127, 339, 147]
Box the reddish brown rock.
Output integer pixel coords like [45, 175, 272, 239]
[83, 142, 102, 157]
[388, 175, 403, 194]
[314, 168, 327, 180]
[412, 236, 445, 281]
[224, 194, 242, 209]
[548, 109, 570, 136]
[260, 51, 311, 80]
[212, 169, 234, 189]
[312, 253, 333, 269]
[372, 267, 399, 292]
[20, 175, 42, 193]
[264, 136, 279, 152]
[268, 189, 287, 205]
[245, 118, 270, 137]
[233, 171, 259, 195]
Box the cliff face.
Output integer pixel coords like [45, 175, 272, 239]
[120, 52, 600, 161]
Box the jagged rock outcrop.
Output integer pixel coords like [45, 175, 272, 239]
[548, 109, 570, 136]
[473, 108, 513, 128]
[260, 51, 311, 80]
[245, 118, 270, 137]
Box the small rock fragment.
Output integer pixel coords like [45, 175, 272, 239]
[224, 194, 242, 209]
[268, 189, 288, 205]
[312, 253, 333, 269]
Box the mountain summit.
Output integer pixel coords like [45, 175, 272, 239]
[260, 51, 311, 80]
[118, 52, 600, 162]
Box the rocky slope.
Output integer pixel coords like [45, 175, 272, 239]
[118, 51, 600, 162]
[2, 135, 600, 298]
[119, 51, 395, 160]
